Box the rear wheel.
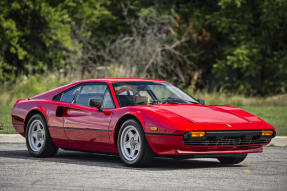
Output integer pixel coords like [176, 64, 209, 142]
[26, 114, 58, 157]
[217, 153, 247, 164]
[117, 119, 153, 166]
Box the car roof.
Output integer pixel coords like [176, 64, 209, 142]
[76, 78, 167, 83]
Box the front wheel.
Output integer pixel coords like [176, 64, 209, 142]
[26, 114, 58, 157]
[117, 119, 153, 166]
[217, 153, 247, 164]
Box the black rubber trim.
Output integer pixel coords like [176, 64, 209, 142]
[184, 130, 276, 139]
[48, 126, 113, 132]
[145, 132, 183, 136]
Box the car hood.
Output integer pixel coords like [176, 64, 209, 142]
[150, 104, 260, 123]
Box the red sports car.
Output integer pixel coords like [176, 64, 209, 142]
[12, 78, 276, 166]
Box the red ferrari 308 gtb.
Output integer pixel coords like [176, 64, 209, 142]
[12, 78, 276, 166]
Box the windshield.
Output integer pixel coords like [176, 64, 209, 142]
[113, 82, 198, 107]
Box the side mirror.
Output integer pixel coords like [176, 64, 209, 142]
[89, 98, 102, 111]
[198, 99, 205, 105]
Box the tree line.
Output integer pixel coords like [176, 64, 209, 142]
[1, 0, 286, 95]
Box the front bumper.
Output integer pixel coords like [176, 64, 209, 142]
[145, 130, 275, 156]
[183, 130, 276, 146]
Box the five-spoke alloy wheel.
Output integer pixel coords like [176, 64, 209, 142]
[117, 119, 152, 166]
[120, 125, 141, 161]
[26, 114, 58, 157]
[28, 119, 45, 152]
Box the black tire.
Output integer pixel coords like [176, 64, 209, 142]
[117, 119, 153, 167]
[217, 153, 247, 164]
[25, 114, 58, 157]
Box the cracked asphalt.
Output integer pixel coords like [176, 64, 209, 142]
[0, 144, 286, 191]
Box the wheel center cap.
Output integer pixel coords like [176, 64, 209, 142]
[130, 139, 134, 146]
[37, 131, 42, 139]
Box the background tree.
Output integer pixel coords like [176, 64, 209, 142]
[0, 0, 286, 95]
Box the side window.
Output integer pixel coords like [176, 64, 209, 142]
[60, 86, 81, 103]
[75, 84, 115, 108]
[102, 90, 115, 109]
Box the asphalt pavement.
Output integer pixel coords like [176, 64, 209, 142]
[0, 144, 286, 191]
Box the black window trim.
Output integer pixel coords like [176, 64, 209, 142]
[112, 81, 199, 107]
[53, 82, 116, 109]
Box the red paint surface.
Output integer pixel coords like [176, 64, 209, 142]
[12, 78, 275, 156]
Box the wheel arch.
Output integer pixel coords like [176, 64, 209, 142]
[24, 108, 47, 136]
[114, 113, 145, 148]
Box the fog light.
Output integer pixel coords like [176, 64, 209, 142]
[262, 130, 273, 136]
[191, 131, 205, 137]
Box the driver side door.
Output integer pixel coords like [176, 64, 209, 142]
[63, 82, 115, 151]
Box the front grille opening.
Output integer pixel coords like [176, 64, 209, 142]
[184, 134, 271, 146]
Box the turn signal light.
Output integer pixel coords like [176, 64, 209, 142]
[150, 127, 158, 131]
[191, 131, 206, 137]
[262, 130, 273, 136]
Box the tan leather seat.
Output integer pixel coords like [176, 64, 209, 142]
[134, 96, 148, 105]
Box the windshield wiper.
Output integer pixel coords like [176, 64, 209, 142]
[149, 97, 199, 105]
[149, 100, 161, 105]
[159, 97, 198, 104]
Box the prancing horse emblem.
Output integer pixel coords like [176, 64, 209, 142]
[226, 124, 232, 127]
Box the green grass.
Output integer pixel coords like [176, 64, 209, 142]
[0, 106, 15, 134]
[240, 106, 287, 136]
[0, 74, 71, 106]
[0, 74, 72, 134]
[189, 90, 287, 107]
